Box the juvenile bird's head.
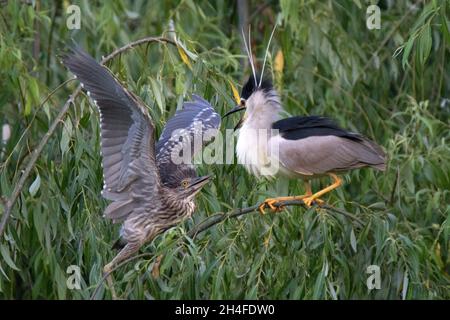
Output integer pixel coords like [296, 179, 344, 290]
[175, 175, 211, 200]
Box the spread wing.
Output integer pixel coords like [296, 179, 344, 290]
[62, 45, 161, 223]
[155, 95, 221, 187]
[272, 116, 386, 174]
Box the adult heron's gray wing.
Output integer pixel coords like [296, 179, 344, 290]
[272, 116, 386, 175]
[155, 95, 221, 187]
[62, 45, 161, 223]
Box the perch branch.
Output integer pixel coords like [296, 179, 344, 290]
[0, 37, 177, 237]
[90, 199, 363, 299]
[187, 200, 364, 238]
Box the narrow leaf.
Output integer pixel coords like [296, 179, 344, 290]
[149, 78, 165, 114]
[402, 37, 414, 68]
[417, 24, 432, 65]
[228, 79, 240, 104]
[402, 272, 409, 300]
[177, 45, 192, 70]
[274, 49, 284, 74]
[29, 173, 41, 197]
[350, 228, 357, 253]
[0, 244, 20, 271]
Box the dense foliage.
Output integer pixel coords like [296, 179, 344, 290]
[0, 0, 449, 299]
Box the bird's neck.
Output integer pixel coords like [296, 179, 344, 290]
[163, 188, 196, 219]
[236, 90, 284, 178]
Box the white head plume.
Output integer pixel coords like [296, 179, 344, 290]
[259, 24, 277, 87]
[241, 27, 257, 87]
[241, 23, 278, 88]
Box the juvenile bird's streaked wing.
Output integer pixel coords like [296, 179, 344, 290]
[156, 95, 221, 187]
[61, 46, 161, 222]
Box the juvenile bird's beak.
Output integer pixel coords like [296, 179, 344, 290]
[190, 175, 211, 191]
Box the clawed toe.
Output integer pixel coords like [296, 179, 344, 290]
[259, 199, 285, 214]
[303, 196, 325, 208]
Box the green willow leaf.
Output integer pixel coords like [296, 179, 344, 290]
[29, 173, 41, 197]
[149, 77, 165, 114]
[0, 244, 21, 271]
[417, 24, 432, 65]
[402, 37, 414, 68]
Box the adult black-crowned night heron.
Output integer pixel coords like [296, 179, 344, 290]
[225, 71, 386, 212]
[62, 46, 220, 296]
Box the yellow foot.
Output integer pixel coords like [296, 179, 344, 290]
[302, 196, 325, 208]
[258, 195, 312, 214]
[258, 198, 282, 214]
[302, 173, 342, 208]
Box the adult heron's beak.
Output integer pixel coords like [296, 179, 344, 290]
[223, 105, 246, 118]
[233, 116, 245, 131]
[223, 104, 246, 131]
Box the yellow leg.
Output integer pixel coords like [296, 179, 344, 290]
[102, 242, 140, 300]
[151, 255, 163, 279]
[258, 181, 313, 214]
[103, 263, 118, 300]
[302, 173, 342, 207]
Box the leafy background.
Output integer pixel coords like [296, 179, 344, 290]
[0, 0, 449, 299]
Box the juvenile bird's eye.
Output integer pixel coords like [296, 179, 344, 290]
[240, 99, 246, 106]
[181, 180, 189, 188]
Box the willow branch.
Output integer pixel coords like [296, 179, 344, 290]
[90, 199, 363, 299]
[0, 36, 177, 237]
[0, 85, 80, 237]
[100, 37, 176, 63]
[187, 200, 364, 238]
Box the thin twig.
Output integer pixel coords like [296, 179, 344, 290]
[0, 36, 177, 237]
[389, 166, 400, 206]
[32, 0, 41, 67]
[90, 199, 363, 299]
[100, 37, 176, 63]
[90, 253, 153, 300]
[0, 78, 75, 172]
[46, 1, 62, 84]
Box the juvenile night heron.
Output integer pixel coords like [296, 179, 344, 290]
[224, 33, 386, 213]
[62, 46, 220, 295]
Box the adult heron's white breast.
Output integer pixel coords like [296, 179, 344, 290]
[236, 128, 282, 178]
